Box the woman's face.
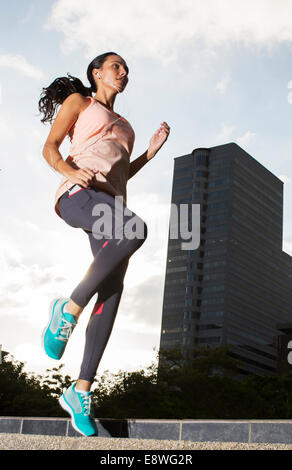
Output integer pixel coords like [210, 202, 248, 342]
[97, 55, 129, 92]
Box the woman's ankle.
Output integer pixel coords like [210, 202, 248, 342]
[66, 299, 84, 321]
[76, 379, 91, 392]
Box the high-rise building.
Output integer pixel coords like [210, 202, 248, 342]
[158, 143, 292, 376]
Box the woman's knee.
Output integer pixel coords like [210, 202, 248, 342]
[124, 216, 147, 250]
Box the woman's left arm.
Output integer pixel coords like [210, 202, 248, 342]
[128, 121, 170, 180]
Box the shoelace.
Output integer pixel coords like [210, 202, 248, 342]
[79, 392, 92, 416]
[56, 319, 74, 342]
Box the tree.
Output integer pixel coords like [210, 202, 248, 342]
[2, 347, 292, 419]
[0, 351, 67, 416]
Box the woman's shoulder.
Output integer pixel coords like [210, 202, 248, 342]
[62, 92, 91, 113]
[63, 94, 92, 141]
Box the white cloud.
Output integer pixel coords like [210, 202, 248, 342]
[216, 73, 231, 95]
[279, 174, 291, 184]
[14, 343, 45, 371]
[19, 4, 35, 25]
[215, 124, 236, 142]
[0, 54, 44, 79]
[0, 250, 69, 321]
[236, 130, 256, 147]
[288, 80, 292, 104]
[45, 0, 292, 65]
[215, 126, 256, 149]
[0, 115, 14, 138]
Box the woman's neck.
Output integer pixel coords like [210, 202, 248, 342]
[92, 92, 116, 111]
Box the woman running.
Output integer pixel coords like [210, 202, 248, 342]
[38, 52, 170, 436]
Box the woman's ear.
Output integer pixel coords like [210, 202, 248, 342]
[92, 68, 101, 79]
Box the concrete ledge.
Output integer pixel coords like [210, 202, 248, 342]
[1, 418, 292, 444]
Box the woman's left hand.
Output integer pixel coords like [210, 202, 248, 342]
[148, 122, 170, 158]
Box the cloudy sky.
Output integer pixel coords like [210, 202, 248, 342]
[1, 0, 292, 383]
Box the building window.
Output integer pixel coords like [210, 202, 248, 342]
[202, 285, 225, 294]
[198, 337, 221, 344]
[206, 212, 229, 222]
[183, 323, 191, 332]
[196, 170, 208, 177]
[208, 178, 231, 188]
[173, 175, 193, 185]
[208, 189, 230, 199]
[183, 337, 191, 345]
[195, 154, 209, 166]
[205, 224, 228, 233]
[184, 311, 192, 319]
[201, 298, 224, 306]
[201, 310, 224, 318]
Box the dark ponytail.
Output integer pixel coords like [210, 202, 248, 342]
[38, 51, 120, 125]
[38, 74, 91, 124]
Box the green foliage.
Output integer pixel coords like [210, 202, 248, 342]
[1, 346, 292, 419]
[0, 351, 72, 417]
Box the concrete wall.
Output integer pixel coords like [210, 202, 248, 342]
[1, 417, 292, 444]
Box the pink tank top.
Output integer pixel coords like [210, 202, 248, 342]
[54, 96, 135, 218]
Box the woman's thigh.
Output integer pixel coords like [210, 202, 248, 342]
[59, 187, 146, 241]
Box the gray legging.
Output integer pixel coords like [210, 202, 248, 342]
[58, 186, 148, 383]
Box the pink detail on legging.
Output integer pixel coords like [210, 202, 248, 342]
[92, 302, 104, 315]
[68, 188, 84, 198]
[102, 240, 109, 248]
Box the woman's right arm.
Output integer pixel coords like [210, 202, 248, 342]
[42, 92, 95, 187]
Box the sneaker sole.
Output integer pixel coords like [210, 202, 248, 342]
[41, 297, 68, 359]
[58, 395, 89, 437]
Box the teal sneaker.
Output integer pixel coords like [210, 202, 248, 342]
[42, 297, 77, 360]
[59, 382, 98, 437]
